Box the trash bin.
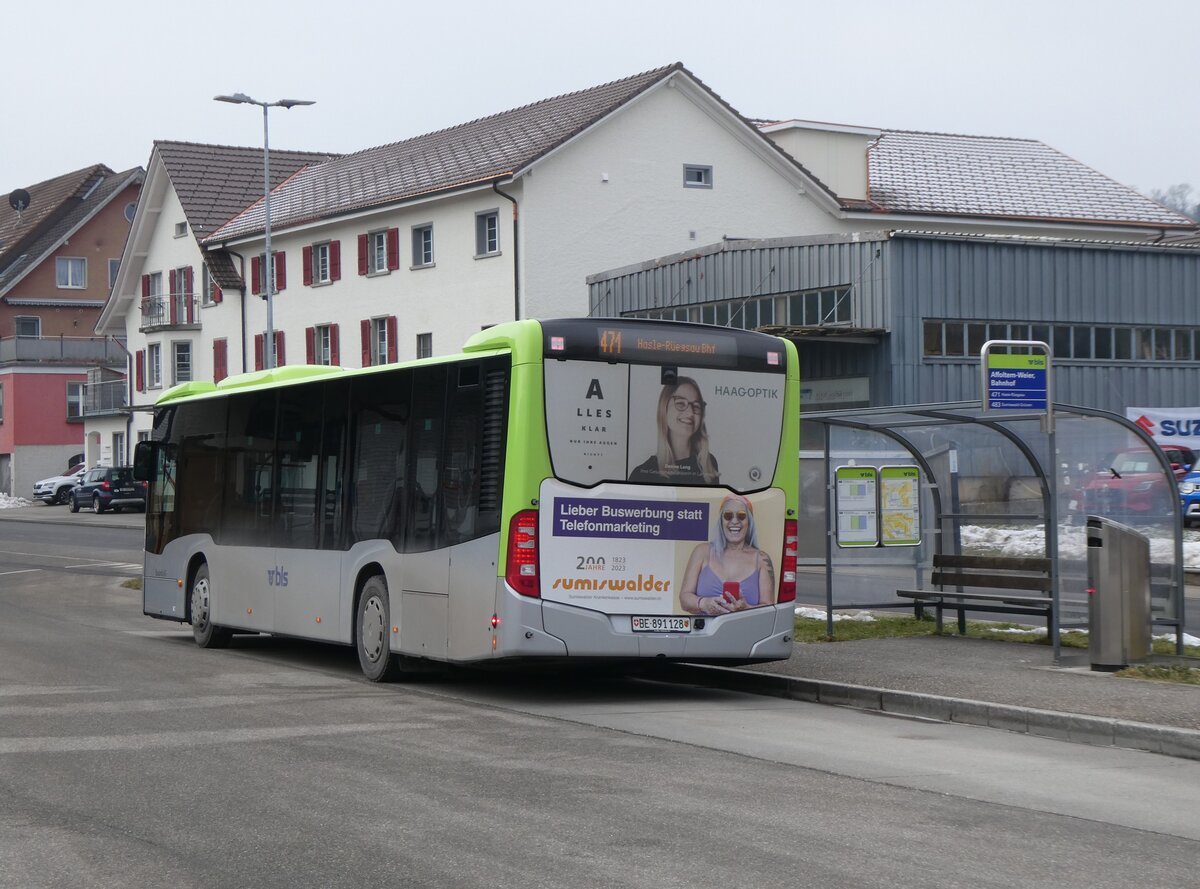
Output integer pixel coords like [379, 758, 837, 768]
[1085, 516, 1152, 671]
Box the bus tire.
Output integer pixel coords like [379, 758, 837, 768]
[190, 563, 232, 649]
[356, 575, 399, 682]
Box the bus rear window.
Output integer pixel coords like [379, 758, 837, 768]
[544, 359, 785, 492]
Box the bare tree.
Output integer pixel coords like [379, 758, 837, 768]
[1149, 184, 1200, 221]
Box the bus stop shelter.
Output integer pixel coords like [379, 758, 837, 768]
[796, 401, 1187, 660]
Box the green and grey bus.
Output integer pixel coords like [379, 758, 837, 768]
[134, 318, 800, 679]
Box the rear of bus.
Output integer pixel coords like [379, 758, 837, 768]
[473, 318, 798, 665]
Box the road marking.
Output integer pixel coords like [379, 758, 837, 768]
[64, 562, 142, 572]
[0, 685, 114, 698]
[0, 569, 40, 576]
[0, 722, 426, 754]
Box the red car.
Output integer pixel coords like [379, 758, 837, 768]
[1075, 444, 1194, 519]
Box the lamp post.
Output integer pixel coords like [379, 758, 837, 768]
[214, 92, 315, 369]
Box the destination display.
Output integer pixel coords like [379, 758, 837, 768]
[540, 319, 787, 371]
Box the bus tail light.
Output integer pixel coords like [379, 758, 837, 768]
[779, 519, 798, 603]
[506, 509, 540, 597]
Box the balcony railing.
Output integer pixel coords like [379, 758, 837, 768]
[141, 293, 200, 331]
[82, 379, 130, 417]
[0, 335, 127, 367]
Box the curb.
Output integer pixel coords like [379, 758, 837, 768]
[660, 663, 1200, 762]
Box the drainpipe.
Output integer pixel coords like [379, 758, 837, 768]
[492, 180, 520, 321]
[226, 250, 249, 373]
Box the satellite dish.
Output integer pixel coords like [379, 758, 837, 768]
[9, 189, 31, 212]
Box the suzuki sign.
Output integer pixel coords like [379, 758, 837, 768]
[1125, 407, 1200, 442]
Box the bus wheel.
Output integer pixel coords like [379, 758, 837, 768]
[357, 575, 399, 682]
[190, 563, 232, 649]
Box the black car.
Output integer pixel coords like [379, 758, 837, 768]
[68, 466, 147, 514]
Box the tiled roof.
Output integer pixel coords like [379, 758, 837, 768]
[203, 249, 244, 291]
[154, 141, 339, 239]
[867, 130, 1193, 227]
[0, 165, 143, 295]
[0, 164, 110, 274]
[206, 64, 683, 243]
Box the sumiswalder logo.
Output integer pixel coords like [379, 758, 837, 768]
[550, 574, 671, 592]
[1134, 415, 1156, 436]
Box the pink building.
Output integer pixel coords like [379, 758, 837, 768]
[0, 164, 142, 496]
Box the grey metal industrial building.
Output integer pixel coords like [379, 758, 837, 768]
[587, 230, 1200, 415]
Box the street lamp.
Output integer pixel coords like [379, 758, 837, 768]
[214, 92, 315, 370]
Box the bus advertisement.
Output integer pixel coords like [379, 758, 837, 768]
[133, 318, 800, 679]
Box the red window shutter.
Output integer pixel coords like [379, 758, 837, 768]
[213, 339, 228, 383]
[357, 234, 369, 276]
[135, 350, 145, 392]
[254, 334, 264, 371]
[330, 324, 340, 366]
[305, 327, 316, 364]
[360, 319, 371, 367]
[274, 252, 286, 291]
[387, 315, 398, 363]
[329, 240, 342, 281]
[302, 246, 313, 287]
[250, 255, 262, 295]
[213, 283, 223, 304]
[141, 274, 150, 298]
[386, 228, 400, 271]
[275, 331, 286, 366]
[184, 267, 194, 322]
[168, 270, 178, 324]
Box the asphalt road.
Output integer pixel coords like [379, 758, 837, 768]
[1, 511, 1199, 888]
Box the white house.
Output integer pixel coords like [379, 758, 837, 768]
[93, 62, 1194, 443]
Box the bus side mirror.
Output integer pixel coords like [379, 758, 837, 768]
[133, 440, 158, 482]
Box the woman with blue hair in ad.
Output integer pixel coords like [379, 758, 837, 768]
[679, 494, 775, 615]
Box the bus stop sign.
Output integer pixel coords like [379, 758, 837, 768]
[981, 341, 1051, 415]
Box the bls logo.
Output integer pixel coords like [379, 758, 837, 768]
[267, 565, 289, 587]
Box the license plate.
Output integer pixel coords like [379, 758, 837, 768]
[631, 616, 691, 633]
[116, 487, 134, 495]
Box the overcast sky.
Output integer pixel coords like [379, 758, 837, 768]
[4, 0, 1196, 199]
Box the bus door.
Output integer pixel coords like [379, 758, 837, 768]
[142, 433, 185, 619]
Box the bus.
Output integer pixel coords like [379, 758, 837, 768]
[134, 317, 800, 679]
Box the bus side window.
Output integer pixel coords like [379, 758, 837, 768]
[319, 380, 348, 550]
[349, 369, 411, 546]
[442, 364, 482, 546]
[274, 385, 323, 549]
[406, 365, 447, 552]
[222, 391, 277, 546]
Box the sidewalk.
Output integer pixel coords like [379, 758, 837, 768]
[671, 634, 1200, 761]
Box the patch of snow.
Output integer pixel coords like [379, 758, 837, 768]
[795, 607, 875, 622]
[1154, 632, 1200, 647]
[0, 494, 31, 509]
[961, 524, 1200, 569]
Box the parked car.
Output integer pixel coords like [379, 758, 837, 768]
[1074, 444, 1194, 521]
[1178, 469, 1200, 527]
[32, 463, 87, 505]
[68, 466, 147, 514]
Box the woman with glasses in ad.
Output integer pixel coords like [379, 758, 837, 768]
[628, 377, 720, 484]
[679, 494, 776, 615]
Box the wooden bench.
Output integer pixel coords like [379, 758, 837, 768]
[897, 554, 1053, 634]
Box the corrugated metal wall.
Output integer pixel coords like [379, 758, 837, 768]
[587, 232, 1200, 414]
[891, 235, 1200, 412]
[588, 235, 890, 325]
